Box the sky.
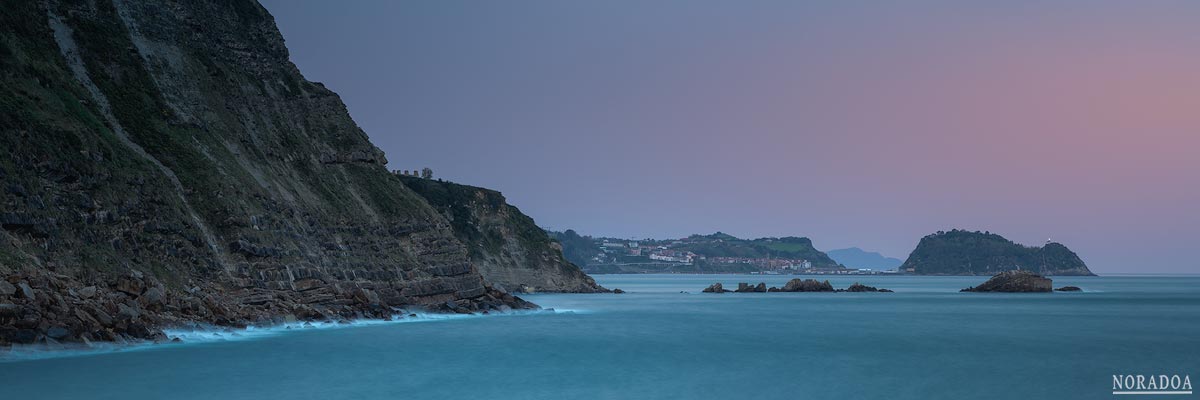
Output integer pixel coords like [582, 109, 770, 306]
[259, 0, 1199, 274]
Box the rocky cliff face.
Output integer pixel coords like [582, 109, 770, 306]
[900, 230, 1094, 276]
[0, 0, 539, 347]
[399, 177, 606, 293]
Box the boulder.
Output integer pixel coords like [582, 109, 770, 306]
[0, 280, 15, 297]
[114, 274, 145, 296]
[612, 288, 625, 294]
[0, 303, 18, 317]
[140, 286, 166, 308]
[117, 303, 141, 321]
[16, 281, 35, 299]
[702, 283, 731, 293]
[961, 270, 1052, 293]
[78, 286, 97, 299]
[1054, 286, 1082, 292]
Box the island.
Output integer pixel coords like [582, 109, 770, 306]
[900, 230, 1095, 276]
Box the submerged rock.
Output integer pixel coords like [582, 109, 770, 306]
[1054, 286, 1082, 292]
[612, 288, 625, 294]
[961, 270, 1053, 293]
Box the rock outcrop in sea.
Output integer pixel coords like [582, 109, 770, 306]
[702, 280, 892, 293]
[0, 0, 596, 347]
[774, 279, 836, 292]
[843, 283, 893, 293]
[960, 270, 1053, 293]
[702, 283, 731, 293]
[1054, 286, 1082, 292]
[736, 282, 768, 293]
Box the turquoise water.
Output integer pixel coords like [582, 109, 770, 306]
[2, 274, 1199, 399]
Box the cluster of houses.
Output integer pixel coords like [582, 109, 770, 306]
[595, 240, 815, 270]
[392, 168, 433, 178]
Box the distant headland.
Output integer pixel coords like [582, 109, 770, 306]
[550, 228, 1093, 276]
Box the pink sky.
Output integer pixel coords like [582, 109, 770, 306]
[263, 0, 1200, 273]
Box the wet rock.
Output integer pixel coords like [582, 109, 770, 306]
[702, 283, 731, 293]
[1055, 286, 1082, 292]
[961, 270, 1052, 293]
[45, 326, 70, 340]
[612, 288, 625, 294]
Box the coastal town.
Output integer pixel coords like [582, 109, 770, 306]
[550, 231, 897, 275]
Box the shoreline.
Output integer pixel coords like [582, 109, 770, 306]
[0, 309, 575, 363]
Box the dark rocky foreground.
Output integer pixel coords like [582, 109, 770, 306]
[1, 269, 534, 346]
[960, 270, 1054, 293]
[0, 0, 592, 348]
[702, 279, 892, 293]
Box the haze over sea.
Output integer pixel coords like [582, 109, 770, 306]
[3, 274, 1198, 399]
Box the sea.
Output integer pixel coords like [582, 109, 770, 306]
[2, 274, 1198, 399]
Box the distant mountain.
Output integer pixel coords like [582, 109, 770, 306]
[827, 248, 903, 270]
[899, 230, 1094, 276]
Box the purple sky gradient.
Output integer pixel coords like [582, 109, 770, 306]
[260, 0, 1199, 273]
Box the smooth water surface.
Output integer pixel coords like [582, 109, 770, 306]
[2, 274, 1198, 399]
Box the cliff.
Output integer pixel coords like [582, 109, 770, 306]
[399, 177, 606, 293]
[900, 230, 1094, 276]
[0, 0, 543, 346]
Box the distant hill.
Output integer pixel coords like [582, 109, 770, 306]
[675, 233, 841, 268]
[827, 248, 903, 270]
[900, 230, 1094, 276]
[546, 230, 842, 273]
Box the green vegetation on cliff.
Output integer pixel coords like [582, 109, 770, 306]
[399, 177, 605, 293]
[0, 0, 543, 346]
[900, 230, 1094, 276]
[678, 233, 840, 267]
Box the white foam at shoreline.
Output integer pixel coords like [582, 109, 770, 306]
[0, 309, 580, 362]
